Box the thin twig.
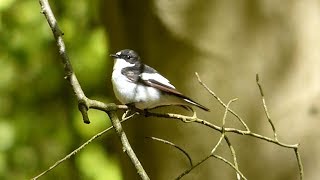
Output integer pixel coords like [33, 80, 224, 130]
[222, 98, 238, 127]
[212, 155, 247, 180]
[211, 134, 225, 154]
[224, 136, 241, 180]
[211, 98, 237, 154]
[31, 113, 137, 180]
[176, 154, 247, 180]
[146, 137, 193, 167]
[220, 98, 242, 180]
[175, 154, 212, 180]
[256, 74, 278, 140]
[195, 72, 250, 131]
[294, 146, 304, 180]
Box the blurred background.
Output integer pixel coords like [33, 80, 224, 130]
[0, 0, 319, 179]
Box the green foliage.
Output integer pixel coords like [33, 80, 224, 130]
[76, 145, 122, 180]
[0, 0, 119, 179]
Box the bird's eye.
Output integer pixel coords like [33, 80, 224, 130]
[126, 55, 131, 59]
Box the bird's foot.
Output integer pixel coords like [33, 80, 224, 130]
[125, 103, 148, 117]
[143, 109, 150, 117]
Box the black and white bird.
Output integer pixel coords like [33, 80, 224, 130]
[110, 49, 209, 112]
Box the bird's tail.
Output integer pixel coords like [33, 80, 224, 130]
[184, 98, 210, 111]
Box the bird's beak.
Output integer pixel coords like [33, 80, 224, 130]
[110, 54, 118, 58]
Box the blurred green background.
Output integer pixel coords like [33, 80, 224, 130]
[1, 0, 320, 179]
[0, 0, 121, 179]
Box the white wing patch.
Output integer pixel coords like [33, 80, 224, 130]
[141, 73, 176, 89]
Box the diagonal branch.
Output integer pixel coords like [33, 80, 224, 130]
[146, 137, 193, 167]
[212, 154, 247, 180]
[256, 74, 278, 140]
[39, 0, 90, 124]
[107, 111, 150, 179]
[175, 153, 211, 180]
[224, 136, 241, 180]
[38, 0, 149, 179]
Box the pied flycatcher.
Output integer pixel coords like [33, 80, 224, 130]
[110, 49, 209, 111]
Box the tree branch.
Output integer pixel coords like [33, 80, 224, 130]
[38, 0, 149, 179]
[107, 111, 150, 179]
[39, 0, 90, 124]
[145, 111, 297, 148]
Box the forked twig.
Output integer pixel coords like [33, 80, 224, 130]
[176, 154, 246, 180]
[212, 99, 243, 180]
[256, 74, 303, 179]
[195, 72, 250, 131]
[175, 154, 211, 180]
[177, 99, 246, 179]
[211, 98, 237, 154]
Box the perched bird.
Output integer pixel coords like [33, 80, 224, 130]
[110, 49, 209, 112]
